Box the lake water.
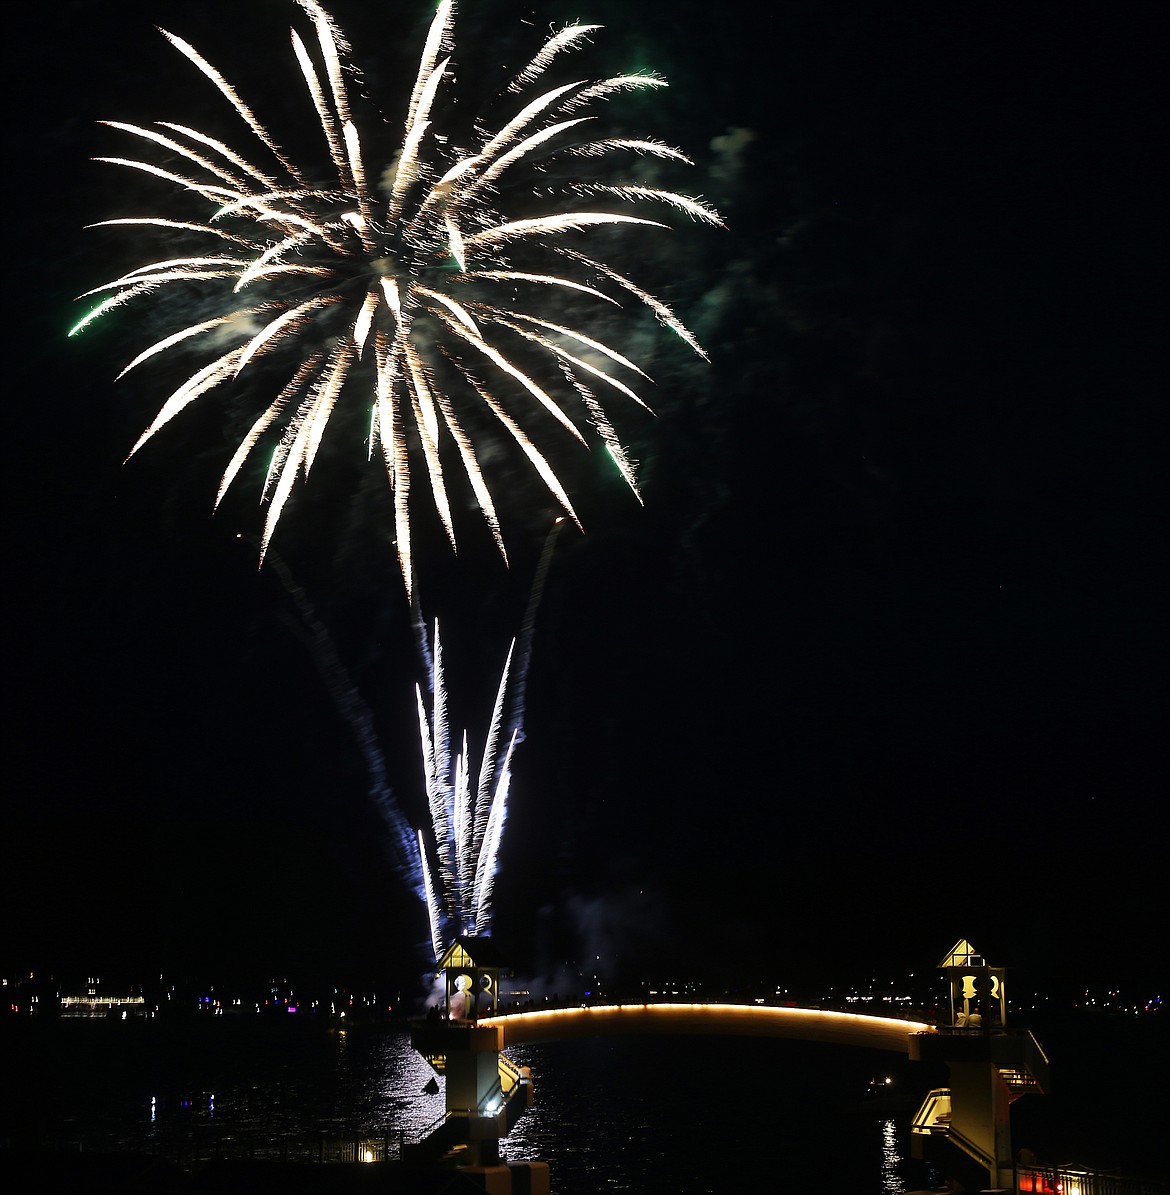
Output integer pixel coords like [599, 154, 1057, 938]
[2, 1018, 920, 1193]
[503, 1035, 912, 1193]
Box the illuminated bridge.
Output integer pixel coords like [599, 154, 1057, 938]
[409, 1000, 931, 1181]
[413, 938, 1052, 1194]
[479, 1002, 933, 1053]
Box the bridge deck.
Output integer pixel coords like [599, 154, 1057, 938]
[481, 1003, 934, 1054]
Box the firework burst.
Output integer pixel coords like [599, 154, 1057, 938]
[75, 0, 720, 595]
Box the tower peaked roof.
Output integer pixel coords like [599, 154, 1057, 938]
[437, 935, 508, 972]
[939, 939, 986, 969]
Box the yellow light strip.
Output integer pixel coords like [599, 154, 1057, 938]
[481, 1002, 935, 1053]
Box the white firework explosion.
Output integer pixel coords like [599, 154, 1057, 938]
[74, 0, 720, 595]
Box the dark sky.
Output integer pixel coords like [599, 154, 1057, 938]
[3, 0, 1164, 996]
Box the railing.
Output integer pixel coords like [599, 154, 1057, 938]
[944, 1122, 996, 1176]
[995, 1027, 1051, 1093]
[498, 1053, 524, 1096]
[923, 1026, 1051, 1093]
[99, 1130, 409, 1167]
[910, 1087, 951, 1134]
[910, 1088, 996, 1176]
[1018, 1165, 1169, 1195]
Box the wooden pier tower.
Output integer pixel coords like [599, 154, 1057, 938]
[910, 939, 1050, 1191]
[408, 937, 545, 1192]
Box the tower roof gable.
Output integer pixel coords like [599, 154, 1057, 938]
[437, 936, 507, 971]
[939, 939, 985, 969]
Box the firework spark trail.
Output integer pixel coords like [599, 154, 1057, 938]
[507, 519, 564, 755]
[227, 533, 550, 960]
[76, 1, 720, 596]
[264, 550, 420, 886]
[413, 618, 518, 958]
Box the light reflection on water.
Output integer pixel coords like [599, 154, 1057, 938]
[502, 1036, 909, 1195]
[8, 1022, 909, 1191]
[368, 1029, 446, 1140]
[881, 1117, 903, 1194]
[5, 1022, 445, 1154]
[160, 1026, 447, 1143]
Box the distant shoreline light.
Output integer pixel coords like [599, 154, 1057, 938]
[60, 994, 147, 1018]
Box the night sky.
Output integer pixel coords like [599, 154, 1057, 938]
[4, 0, 1164, 996]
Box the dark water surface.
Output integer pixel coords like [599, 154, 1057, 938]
[5, 1016, 1164, 1192]
[2, 1020, 912, 1193]
[504, 1035, 910, 1193]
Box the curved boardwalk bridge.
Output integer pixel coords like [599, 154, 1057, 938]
[410, 999, 934, 1184]
[412, 936, 1057, 1194]
[480, 1002, 933, 1053]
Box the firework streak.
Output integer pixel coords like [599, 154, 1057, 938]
[76, 1, 720, 595]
